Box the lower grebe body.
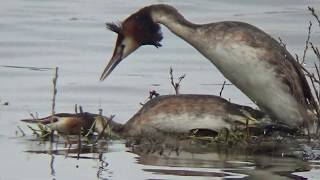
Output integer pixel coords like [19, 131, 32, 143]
[122, 94, 269, 137]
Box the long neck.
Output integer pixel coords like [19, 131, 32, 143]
[149, 5, 199, 45]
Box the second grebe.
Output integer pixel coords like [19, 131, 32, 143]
[100, 4, 316, 129]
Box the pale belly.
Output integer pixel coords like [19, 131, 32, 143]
[149, 112, 231, 133]
[127, 111, 257, 136]
[203, 44, 303, 126]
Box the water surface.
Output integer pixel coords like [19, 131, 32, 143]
[1, 0, 320, 179]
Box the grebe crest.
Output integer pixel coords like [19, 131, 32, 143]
[101, 6, 163, 80]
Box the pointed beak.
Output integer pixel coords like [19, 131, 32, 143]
[100, 44, 124, 81]
[100, 37, 139, 81]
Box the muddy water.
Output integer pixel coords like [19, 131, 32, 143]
[1, 0, 320, 179]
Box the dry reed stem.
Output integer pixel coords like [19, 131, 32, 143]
[308, 7, 320, 27]
[314, 63, 320, 101]
[219, 80, 226, 97]
[296, 60, 320, 84]
[51, 67, 58, 117]
[29, 112, 37, 120]
[309, 75, 319, 102]
[79, 105, 83, 114]
[169, 67, 186, 95]
[16, 126, 26, 136]
[301, 21, 312, 64]
[310, 42, 320, 60]
[75, 104, 78, 114]
[50, 67, 59, 142]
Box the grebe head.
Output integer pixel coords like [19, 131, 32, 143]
[100, 7, 163, 80]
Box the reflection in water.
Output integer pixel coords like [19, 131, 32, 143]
[130, 143, 312, 180]
[97, 153, 109, 179]
[21, 136, 111, 179]
[50, 155, 55, 176]
[143, 168, 228, 177]
[24, 139, 108, 158]
[17, 135, 320, 179]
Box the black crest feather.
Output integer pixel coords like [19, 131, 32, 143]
[106, 22, 122, 34]
[131, 7, 163, 47]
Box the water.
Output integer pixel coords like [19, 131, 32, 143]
[1, 0, 320, 179]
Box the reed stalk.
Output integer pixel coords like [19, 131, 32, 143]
[219, 80, 226, 97]
[169, 67, 185, 95]
[50, 67, 59, 143]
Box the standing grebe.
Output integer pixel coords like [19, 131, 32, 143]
[100, 4, 316, 129]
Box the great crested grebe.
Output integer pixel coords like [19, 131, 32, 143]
[100, 4, 317, 129]
[121, 94, 271, 138]
[21, 112, 122, 135]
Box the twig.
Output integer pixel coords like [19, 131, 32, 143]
[309, 75, 319, 102]
[301, 21, 312, 65]
[27, 125, 41, 136]
[309, 42, 320, 135]
[299, 62, 320, 84]
[219, 80, 226, 97]
[300, 43, 320, 85]
[79, 106, 83, 114]
[169, 67, 186, 95]
[310, 42, 320, 60]
[314, 63, 320, 96]
[75, 104, 78, 114]
[17, 126, 26, 136]
[314, 63, 320, 101]
[308, 6, 320, 27]
[29, 112, 37, 120]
